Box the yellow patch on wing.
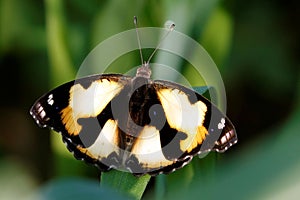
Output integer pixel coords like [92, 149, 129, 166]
[61, 79, 124, 135]
[157, 88, 208, 153]
[86, 119, 120, 158]
[131, 125, 174, 168]
[75, 119, 119, 160]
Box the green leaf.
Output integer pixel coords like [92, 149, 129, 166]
[101, 170, 151, 200]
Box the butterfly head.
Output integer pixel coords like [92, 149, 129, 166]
[136, 62, 152, 79]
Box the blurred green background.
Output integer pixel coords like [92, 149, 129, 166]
[0, 0, 299, 199]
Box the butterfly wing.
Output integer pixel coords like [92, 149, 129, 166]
[30, 74, 132, 170]
[153, 80, 237, 153]
[124, 80, 237, 176]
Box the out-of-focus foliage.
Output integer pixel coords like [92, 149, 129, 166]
[0, 0, 299, 199]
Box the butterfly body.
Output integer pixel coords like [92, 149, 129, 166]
[30, 64, 237, 176]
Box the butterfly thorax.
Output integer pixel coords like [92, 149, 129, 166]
[118, 76, 154, 147]
[111, 75, 159, 168]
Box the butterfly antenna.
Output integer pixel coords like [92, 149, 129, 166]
[134, 16, 144, 65]
[146, 21, 175, 64]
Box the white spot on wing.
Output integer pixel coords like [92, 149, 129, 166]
[47, 94, 54, 105]
[218, 118, 225, 130]
[35, 103, 47, 120]
[40, 110, 46, 119]
[37, 106, 43, 113]
[214, 129, 237, 152]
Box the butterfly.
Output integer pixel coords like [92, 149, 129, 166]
[30, 17, 237, 176]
